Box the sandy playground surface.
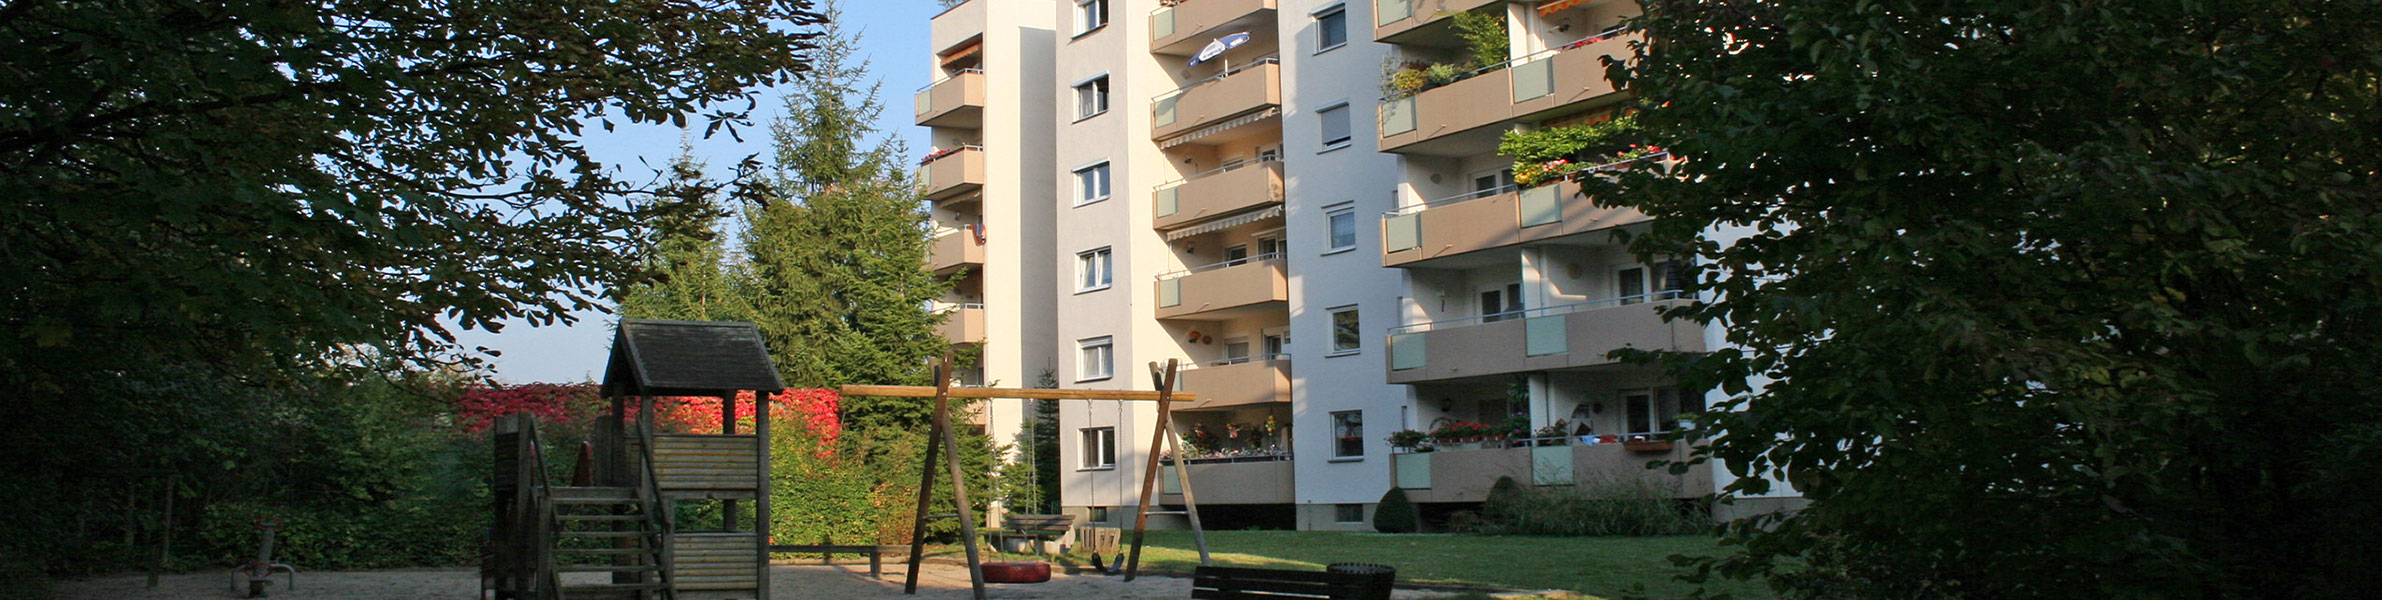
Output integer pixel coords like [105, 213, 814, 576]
[50, 560, 1473, 599]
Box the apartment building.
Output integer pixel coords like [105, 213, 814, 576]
[925, 0, 1799, 532]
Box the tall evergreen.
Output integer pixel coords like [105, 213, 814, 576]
[741, 4, 949, 429]
[619, 147, 748, 323]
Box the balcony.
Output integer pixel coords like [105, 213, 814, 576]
[1153, 60, 1281, 142]
[1377, 31, 1639, 156]
[914, 70, 985, 129]
[1381, 171, 1657, 268]
[1371, 0, 1500, 45]
[928, 227, 986, 275]
[930, 0, 985, 57]
[1160, 456, 1294, 505]
[1151, 0, 1278, 56]
[936, 303, 985, 344]
[917, 146, 985, 201]
[1390, 441, 1713, 504]
[1385, 296, 1702, 384]
[1154, 159, 1284, 230]
[1176, 356, 1291, 410]
[1155, 255, 1288, 320]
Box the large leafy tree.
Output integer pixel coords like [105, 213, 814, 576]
[0, 1, 825, 389]
[738, 5, 949, 428]
[1612, 1, 2382, 597]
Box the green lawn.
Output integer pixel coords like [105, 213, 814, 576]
[992, 530, 1771, 600]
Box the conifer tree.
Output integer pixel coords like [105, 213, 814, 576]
[619, 147, 748, 323]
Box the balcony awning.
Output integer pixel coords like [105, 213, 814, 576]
[1537, 0, 1594, 16]
[1158, 107, 1282, 149]
[1164, 205, 1284, 241]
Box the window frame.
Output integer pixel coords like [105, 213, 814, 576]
[1323, 203, 1357, 254]
[1317, 102, 1353, 151]
[1313, 4, 1349, 54]
[1072, 161, 1112, 206]
[1076, 247, 1113, 292]
[1330, 410, 1364, 459]
[1327, 305, 1361, 356]
[1078, 336, 1115, 382]
[1333, 503, 1364, 523]
[1073, 0, 1108, 37]
[1079, 426, 1118, 469]
[1073, 74, 1111, 121]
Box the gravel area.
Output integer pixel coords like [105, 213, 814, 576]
[51, 560, 1466, 599]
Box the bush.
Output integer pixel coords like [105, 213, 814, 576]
[1373, 488, 1420, 533]
[1450, 9, 1509, 70]
[1466, 478, 1704, 536]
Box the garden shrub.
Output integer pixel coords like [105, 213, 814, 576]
[1374, 488, 1420, 533]
[1469, 477, 1704, 536]
[1450, 9, 1509, 70]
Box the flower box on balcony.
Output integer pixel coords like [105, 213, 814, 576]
[1622, 439, 1673, 453]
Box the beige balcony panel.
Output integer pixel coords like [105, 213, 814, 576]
[1153, 259, 1287, 320]
[1400, 444, 1712, 503]
[1152, 62, 1282, 141]
[920, 148, 985, 201]
[1385, 299, 1702, 384]
[1382, 180, 1655, 268]
[1378, 67, 1508, 153]
[1176, 359, 1291, 410]
[1378, 33, 1644, 155]
[928, 231, 985, 275]
[929, 0, 985, 55]
[914, 71, 986, 129]
[1153, 161, 1284, 230]
[1158, 459, 1294, 505]
[1151, 0, 1278, 56]
[937, 307, 985, 344]
[1372, 0, 1500, 44]
[1511, 35, 1635, 116]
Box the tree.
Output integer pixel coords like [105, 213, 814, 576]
[738, 3, 950, 428]
[1610, 1, 2382, 597]
[0, 1, 825, 390]
[619, 146, 751, 323]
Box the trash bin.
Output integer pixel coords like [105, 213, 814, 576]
[1326, 563, 1396, 600]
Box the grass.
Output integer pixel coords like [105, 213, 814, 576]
[984, 530, 1773, 600]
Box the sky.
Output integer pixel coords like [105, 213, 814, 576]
[450, 2, 945, 383]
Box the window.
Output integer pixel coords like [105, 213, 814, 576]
[1331, 410, 1364, 458]
[1328, 306, 1360, 355]
[1080, 427, 1117, 468]
[1318, 103, 1352, 149]
[1074, 161, 1111, 205]
[1088, 506, 1111, 522]
[1078, 336, 1114, 381]
[1618, 266, 1648, 304]
[1076, 247, 1113, 292]
[1315, 5, 1348, 52]
[1622, 389, 1693, 436]
[1334, 503, 1364, 523]
[1481, 283, 1523, 322]
[1325, 205, 1356, 252]
[1074, 75, 1110, 120]
[1074, 0, 1107, 36]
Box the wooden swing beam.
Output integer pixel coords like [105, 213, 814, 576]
[837, 358, 1213, 600]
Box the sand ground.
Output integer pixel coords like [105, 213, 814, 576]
[50, 560, 1468, 599]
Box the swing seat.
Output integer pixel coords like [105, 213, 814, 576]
[982, 561, 1051, 583]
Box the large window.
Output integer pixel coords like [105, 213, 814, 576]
[1074, 75, 1110, 120]
[1318, 103, 1351, 149]
[1074, 161, 1111, 205]
[1315, 5, 1348, 52]
[1078, 336, 1114, 381]
[1324, 204, 1356, 252]
[1076, 247, 1113, 292]
[1328, 305, 1360, 355]
[1080, 427, 1117, 469]
[1622, 388, 1698, 435]
[1331, 410, 1364, 458]
[1074, 0, 1107, 36]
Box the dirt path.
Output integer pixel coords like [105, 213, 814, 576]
[51, 560, 1467, 599]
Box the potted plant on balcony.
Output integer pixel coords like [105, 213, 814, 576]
[1386, 430, 1429, 453]
[1498, 415, 1533, 447]
[1533, 421, 1571, 446]
[1622, 434, 1674, 453]
[1427, 421, 1491, 450]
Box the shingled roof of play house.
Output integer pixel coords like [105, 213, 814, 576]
[601, 319, 786, 397]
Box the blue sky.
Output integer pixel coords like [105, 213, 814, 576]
[451, 3, 944, 383]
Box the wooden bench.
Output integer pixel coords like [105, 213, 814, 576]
[1191, 565, 1396, 600]
[980, 514, 1076, 554]
[767, 543, 902, 578]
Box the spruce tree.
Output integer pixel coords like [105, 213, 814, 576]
[619, 146, 748, 323]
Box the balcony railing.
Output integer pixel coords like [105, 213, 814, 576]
[934, 302, 986, 344]
[1155, 254, 1288, 320]
[928, 227, 986, 274]
[1157, 252, 1280, 281]
[1389, 438, 1713, 501]
[1175, 354, 1291, 410]
[1389, 291, 1684, 335]
[1154, 158, 1285, 230]
[1372, 0, 1501, 43]
[917, 145, 986, 200]
[913, 69, 985, 128]
[1381, 155, 1670, 267]
[1150, 0, 1279, 56]
[1159, 453, 1295, 503]
[1153, 59, 1282, 140]
[1378, 28, 1638, 153]
[1385, 293, 1703, 383]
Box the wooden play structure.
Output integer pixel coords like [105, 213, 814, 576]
[488, 319, 782, 600]
[488, 319, 1222, 600]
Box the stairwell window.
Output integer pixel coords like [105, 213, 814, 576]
[1314, 4, 1348, 53]
[1076, 247, 1113, 292]
[1318, 103, 1352, 151]
[1331, 410, 1364, 459]
[1074, 75, 1110, 121]
[1324, 204, 1356, 253]
[1074, 161, 1111, 206]
[1073, 0, 1107, 37]
[1328, 305, 1361, 356]
[1080, 427, 1117, 469]
[1078, 336, 1114, 382]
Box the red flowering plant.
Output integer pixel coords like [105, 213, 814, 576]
[455, 383, 605, 432]
[1427, 421, 1498, 443]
